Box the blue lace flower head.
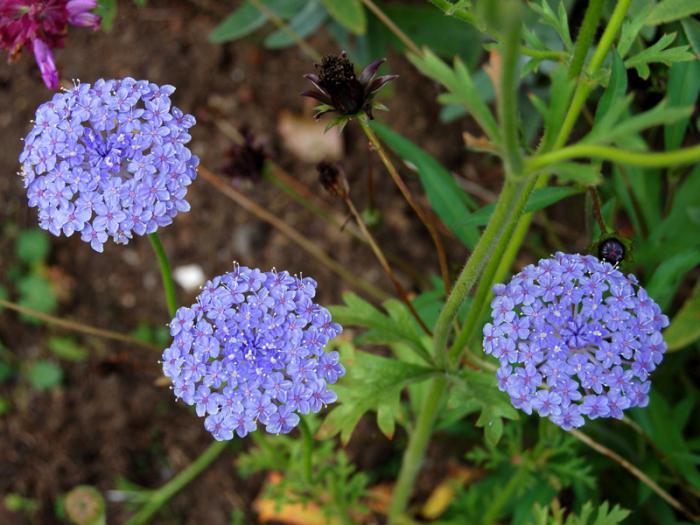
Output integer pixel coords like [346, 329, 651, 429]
[484, 252, 668, 430]
[162, 265, 345, 441]
[19, 78, 198, 252]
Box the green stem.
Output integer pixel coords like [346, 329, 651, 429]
[568, 0, 605, 79]
[148, 233, 177, 318]
[299, 417, 313, 485]
[553, 0, 632, 149]
[124, 441, 228, 525]
[498, 2, 524, 176]
[529, 142, 700, 170]
[387, 376, 447, 524]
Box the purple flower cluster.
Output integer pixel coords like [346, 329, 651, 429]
[19, 78, 198, 252]
[162, 265, 345, 441]
[484, 252, 668, 430]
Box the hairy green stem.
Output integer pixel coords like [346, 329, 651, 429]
[387, 376, 447, 523]
[124, 441, 228, 525]
[568, 0, 605, 79]
[498, 2, 524, 176]
[148, 233, 177, 319]
[554, 0, 632, 149]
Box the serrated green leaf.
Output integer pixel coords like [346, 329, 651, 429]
[408, 49, 501, 143]
[369, 121, 480, 248]
[461, 186, 584, 228]
[16, 229, 50, 266]
[320, 0, 366, 34]
[530, 0, 572, 50]
[329, 292, 432, 364]
[319, 350, 435, 442]
[48, 337, 89, 362]
[646, 0, 700, 26]
[264, 1, 326, 49]
[25, 360, 63, 390]
[209, 0, 307, 43]
[624, 33, 695, 79]
[664, 281, 700, 351]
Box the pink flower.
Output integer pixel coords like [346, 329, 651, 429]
[0, 0, 100, 89]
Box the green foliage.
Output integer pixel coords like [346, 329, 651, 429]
[209, 0, 307, 43]
[664, 281, 700, 351]
[25, 360, 63, 390]
[237, 417, 369, 522]
[528, 501, 630, 525]
[320, 0, 366, 34]
[319, 341, 436, 442]
[369, 121, 480, 248]
[264, 1, 327, 48]
[646, 0, 700, 25]
[16, 229, 50, 266]
[624, 33, 695, 79]
[48, 337, 89, 362]
[448, 369, 519, 446]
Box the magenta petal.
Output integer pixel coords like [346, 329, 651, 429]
[31, 38, 59, 90]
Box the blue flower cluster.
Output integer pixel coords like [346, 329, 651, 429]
[162, 265, 345, 441]
[19, 78, 198, 252]
[484, 252, 668, 430]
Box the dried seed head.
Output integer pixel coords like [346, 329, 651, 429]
[317, 161, 349, 199]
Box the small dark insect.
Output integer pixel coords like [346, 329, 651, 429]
[598, 237, 626, 266]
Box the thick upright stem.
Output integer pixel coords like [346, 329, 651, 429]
[387, 375, 447, 523]
[149, 232, 177, 318]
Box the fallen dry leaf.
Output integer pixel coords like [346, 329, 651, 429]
[277, 109, 343, 163]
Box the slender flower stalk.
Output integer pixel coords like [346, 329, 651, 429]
[198, 166, 387, 302]
[0, 298, 159, 351]
[358, 117, 452, 294]
[149, 232, 177, 318]
[123, 441, 229, 525]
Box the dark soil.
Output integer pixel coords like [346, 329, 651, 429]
[0, 1, 519, 524]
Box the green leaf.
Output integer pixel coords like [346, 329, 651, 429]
[17, 274, 57, 322]
[264, 1, 326, 48]
[16, 229, 50, 266]
[0, 396, 9, 416]
[208, 0, 307, 43]
[320, 0, 366, 34]
[664, 51, 700, 150]
[25, 360, 63, 390]
[664, 281, 700, 351]
[586, 99, 693, 147]
[408, 49, 501, 143]
[383, 4, 482, 61]
[319, 349, 435, 442]
[451, 369, 518, 446]
[646, 249, 700, 310]
[539, 67, 576, 152]
[329, 292, 432, 364]
[682, 16, 700, 58]
[48, 337, 89, 362]
[594, 50, 628, 125]
[529, 0, 573, 50]
[624, 33, 695, 79]
[646, 0, 700, 25]
[96, 0, 118, 32]
[369, 121, 480, 248]
[462, 186, 584, 228]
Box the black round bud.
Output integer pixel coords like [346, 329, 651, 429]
[598, 238, 625, 266]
